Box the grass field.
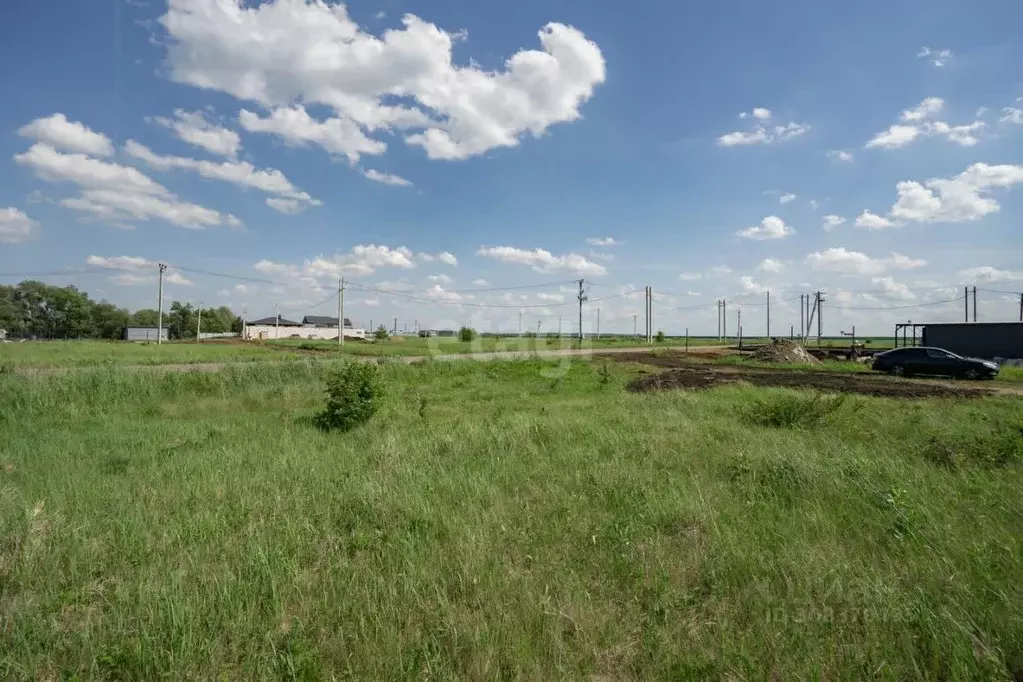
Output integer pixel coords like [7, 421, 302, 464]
[1, 336, 696, 369]
[2, 357, 1021, 679]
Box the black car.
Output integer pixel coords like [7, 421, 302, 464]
[871, 346, 999, 379]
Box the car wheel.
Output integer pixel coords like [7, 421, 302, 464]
[890, 365, 905, 377]
[964, 369, 979, 380]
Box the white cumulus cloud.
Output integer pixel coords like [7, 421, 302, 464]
[737, 216, 795, 240]
[804, 248, 927, 276]
[866, 97, 984, 149]
[889, 163, 1023, 223]
[124, 140, 320, 212]
[0, 207, 38, 244]
[162, 1, 606, 161]
[362, 168, 413, 187]
[822, 214, 845, 230]
[18, 114, 114, 157]
[758, 258, 785, 273]
[855, 210, 897, 230]
[151, 109, 241, 158]
[917, 46, 953, 67]
[477, 246, 606, 276]
[956, 266, 1021, 283]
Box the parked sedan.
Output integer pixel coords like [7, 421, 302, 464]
[871, 347, 999, 379]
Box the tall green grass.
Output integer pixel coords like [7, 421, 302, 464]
[1, 360, 1021, 679]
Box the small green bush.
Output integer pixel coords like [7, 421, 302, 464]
[314, 362, 382, 432]
[374, 325, 389, 341]
[459, 327, 476, 342]
[741, 392, 847, 429]
[922, 424, 1023, 469]
[655, 330, 665, 343]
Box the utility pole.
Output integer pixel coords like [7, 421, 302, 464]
[972, 286, 977, 322]
[646, 287, 651, 343]
[1019, 293, 1022, 322]
[536, 320, 542, 336]
[275, 304, 279, 340]
[196, 301, 202, 343]
[800, 294, 804, 342]
[964, 286, 969, 322]
[341, 280, 349, 349]
[816, 291, 825, 343]
[596, 308, 601, 339]
[766, 291, 771, 339]
[242, 307, 247, 341]
[716, 300, 721, 341]
[722, 299, 727, 340]
[736, 308, 741, 347]
[518, 311, 522, 336]
[558, 315, 562, 337]
[649, 287, 654, 341]
[393, 317, 397, 335]
[157, 263, 166, 345]
[577, 279, 587, 342]
[633, 314, 637, 338]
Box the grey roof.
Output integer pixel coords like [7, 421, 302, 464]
[302, 316, 352, 327]
[248, 315, 302, 326]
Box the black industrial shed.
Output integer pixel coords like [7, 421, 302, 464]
[922, 322, 1023, 360]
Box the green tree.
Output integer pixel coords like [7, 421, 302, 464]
[374, 325, 389, 340]
[131, 309, 160, 326]
[92, 302, 131, 340]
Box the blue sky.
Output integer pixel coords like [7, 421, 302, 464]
[1, 0, 1022, 335]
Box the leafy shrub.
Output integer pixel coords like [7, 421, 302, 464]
[655, 330, 665, 343]
[597, 362, 613, 386]
[740, 392, 847, 429]
[459, 327, 476, 342]
[314, 362, 382, 432]
[922, 424, 1023, 469]
[374, 325, 389, 341]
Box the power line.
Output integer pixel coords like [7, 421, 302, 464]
[824, 296, 963, 311]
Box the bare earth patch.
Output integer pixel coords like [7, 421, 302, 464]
[624, 365, 991, 399]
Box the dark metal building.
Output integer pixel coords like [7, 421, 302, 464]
[301, 316, 352, 327]
[123, 326, 169, 342]
[921, 322, 1023, 359]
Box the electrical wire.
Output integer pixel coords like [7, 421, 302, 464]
[823, 296, 964, 311]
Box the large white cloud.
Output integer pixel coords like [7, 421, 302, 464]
[804, 248, 927, 276]
[18, 114, 114, 157]
[124, 140, 320, 211]
[0, 207, 38, 244]
[866, 97, 984, 149]
[16, 143, 167, 196]
[957, 266, 1021, 283]
[151, 109, 241, 158]
[890, 163, 1023, 223]
[14, 141, 238, 229]
[239, 106, 386, 163]
[160, 0, 605, 161]
[477, 246, 607, 276]
[254, 244, 417, 284]
[736, 216, 795, 240]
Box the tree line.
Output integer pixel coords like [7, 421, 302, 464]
[0, 280, 242, 340]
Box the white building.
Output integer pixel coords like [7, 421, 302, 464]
[243, 315, 366, 341]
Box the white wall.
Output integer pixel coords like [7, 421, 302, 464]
[243, 325, 366, 341]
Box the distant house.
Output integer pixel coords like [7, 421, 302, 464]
[243, 314, 366, 341]
[302, 316, 353, 328]
[123, 326, 169, 342]
[248, 315, 302, 327]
